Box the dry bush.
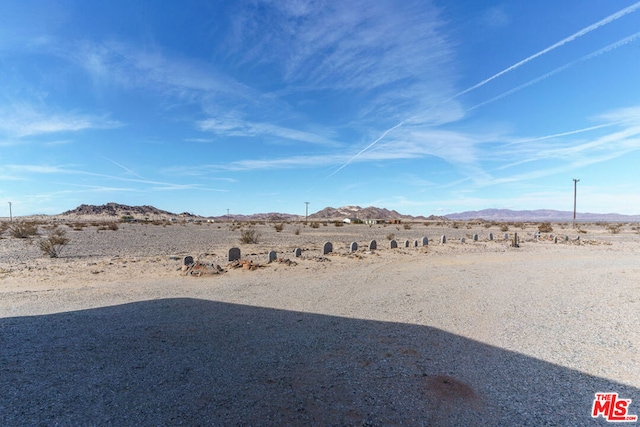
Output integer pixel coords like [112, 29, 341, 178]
[294, 228, 300, 235]
[97, 222, 119, 231]
[500, 224, 509, 232]
[239, 227, 260, 244]
[333, 221, 343, 227]
[71, 222, 87, 231]
[538, 222, 553, 233]
[403, 223, 412, 230]
[608, 223, 622, 234]
[310, 222, 320, 229]
[452, 222, 460, 229]
[423, 222, 431, 227]
[386, 233, 395, 241]
[38, 228, 69, 258]
[274, 223, 284, 232]
[9, 222, 39, 238]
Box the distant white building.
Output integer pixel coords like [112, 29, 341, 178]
[342, 218, 359, 224]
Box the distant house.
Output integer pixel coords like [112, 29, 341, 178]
[343, 217, 358, 224]
[364, 219, 378, 225]
[388, 219, 402, 224]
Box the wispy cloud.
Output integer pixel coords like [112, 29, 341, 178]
[63, 40, 251, 99]
[197, 117, 338, 146]
[0, 104, 122, 138]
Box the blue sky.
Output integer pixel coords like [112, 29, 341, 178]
[2, 0, 640, 217]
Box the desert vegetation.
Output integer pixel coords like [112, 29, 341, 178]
[38, 228, 69, 258]
[8, 222, 39, 238]
[239, 227, 260, 244]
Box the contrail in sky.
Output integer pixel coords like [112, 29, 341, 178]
[325, 120, 405, 179]
[455, 1, 640, 98]
[104, 157, 146, 180]
[467, 31, 640, 111]
[325, 2, 640, 179]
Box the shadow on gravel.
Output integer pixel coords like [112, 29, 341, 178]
[1, 298, 637, 426]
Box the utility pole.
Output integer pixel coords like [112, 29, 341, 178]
[573, 178, 579, 228]
[8, 202, 12, 222]
[226, 209, 230, 222]
[305, 202, 309, 223]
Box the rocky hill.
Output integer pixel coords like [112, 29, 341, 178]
[61, 203, 188, 219]
[308, 206, 444, 221]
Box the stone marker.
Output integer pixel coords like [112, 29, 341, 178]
[404, 239, 410, 248]
[489, 233, 493, 241]
[349, 242, 358, 253]
[390, 239, 398, 249]
[504, 233, 509, 240]
[422, 236, 429, 246]
[440, 235, 446, 244]
[461, 238, 466, 244]
[414, 240, 419, 247]
[565, 235, 569, 242]
[293, 248, 302, 257]
[229, 247, 241, 262]
[554, 236, 558, 244]
[323, 242, 333, 255]
[183, 256, 194, 266]
[268, 251, 277, 262]
[473, 234, 478, 241]
[369, 240, 377, 250]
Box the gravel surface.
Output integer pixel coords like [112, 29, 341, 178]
[1, 221, 639, 425]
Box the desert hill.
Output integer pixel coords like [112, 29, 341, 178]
[61, 203, 194, 219]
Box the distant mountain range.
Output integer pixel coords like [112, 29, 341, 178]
[58, 203, 639, 222]
[445, 209, 640, 222]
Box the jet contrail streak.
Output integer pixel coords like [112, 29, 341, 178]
[455, 1, 640, 98]
[467, 31, 640, 111]
[325, 120, 405, 179]
[324, 3, 640, 179]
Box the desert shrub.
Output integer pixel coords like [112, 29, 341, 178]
[608, 223, 622, 234]
[38, 228, 69, 258]
[310, 222, 320, 228]
[274, 223, 284, 232]
[0, 222, 8, 234]
[577, 228, 587, 234]
[386, 233, 395, 241]
[500, 224, 509, 232]
[333, 221, 343, 227]
[98, 222, 119, 231]
[452, 222, 460, 229]
[294, 228, 300, 235]
[9, 222, 39, 238]
[538, 222, 553, 233]
[403, 223, 412, 230]
[239, 227, 260, 244]
[423, 222, 431, 227]
[71, 222, 87, 231]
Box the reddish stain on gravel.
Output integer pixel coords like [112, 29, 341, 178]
[425, 374, 479, 404]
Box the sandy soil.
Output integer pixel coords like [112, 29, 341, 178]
[1, 220, 639, 425]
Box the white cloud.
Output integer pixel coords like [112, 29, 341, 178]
[0, 104, 121, 138]
[197, 117, 338, 146]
